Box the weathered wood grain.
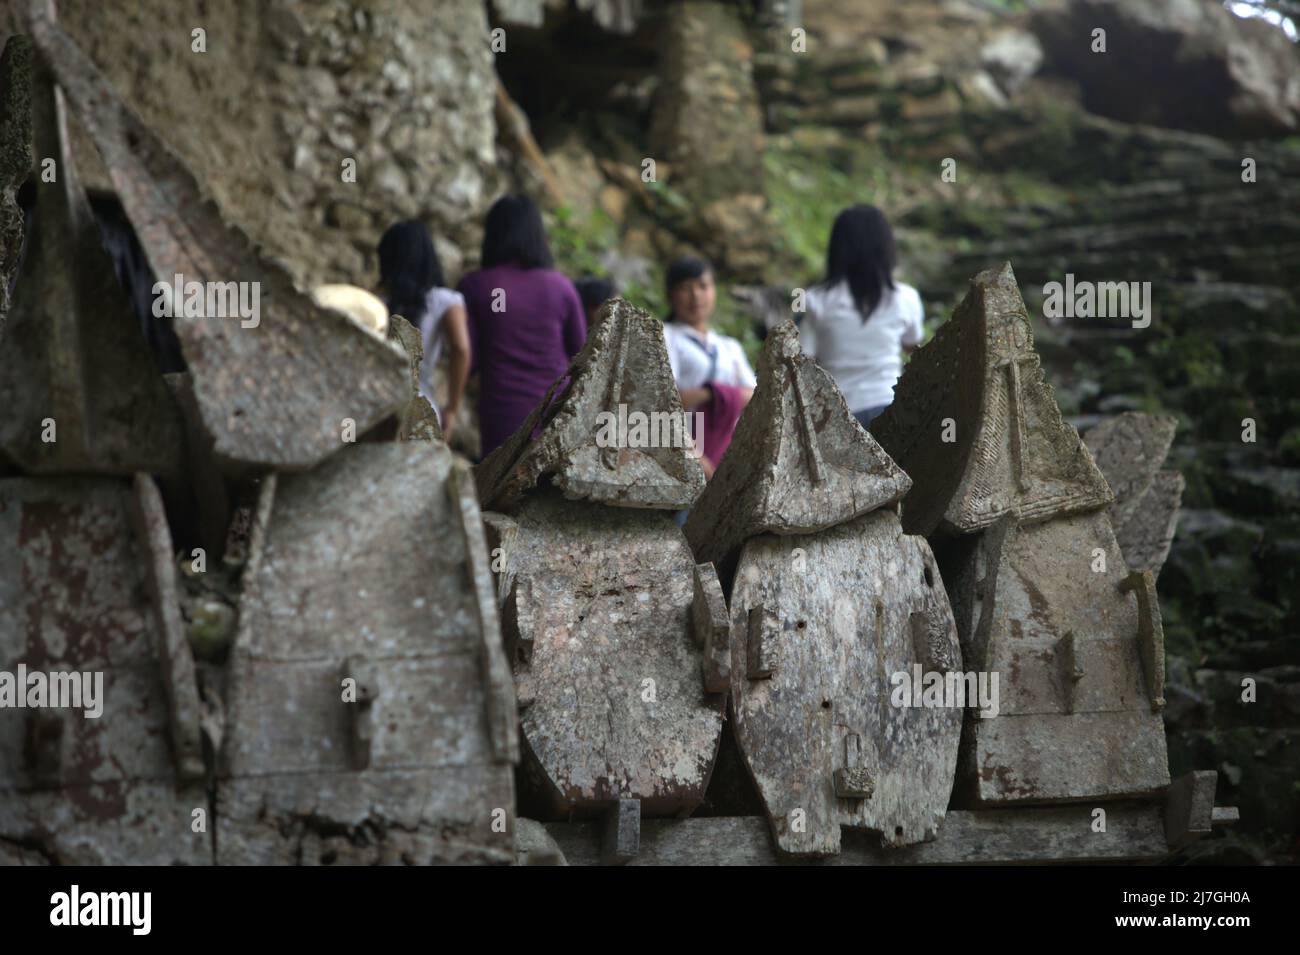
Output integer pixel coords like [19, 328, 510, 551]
[28, 10, 409, 474]
[0, 42, 182, 475]
[0, 36, 32, 332]
[728, 511, 963, 856]
[545, 804, 1172, 865]
[1, 782, 211, 865]
[476, 299, 706, 512]
[0, 477, 211, 863]
[505, 491, 726, 816]
[221, 441, 515, 863]
[217, 767, 514, 865]
[1084, 413, 1184, 576]
[947, 512, 1170, 805]
[872, 263, 1113, 538]
[129, 473, 205, 782]
[686, 321, 911, 570]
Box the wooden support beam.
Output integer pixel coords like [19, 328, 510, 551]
[547, 804, 1175, 865]
[1164, 771, 1237, 851]
[601, 798, 640, 865]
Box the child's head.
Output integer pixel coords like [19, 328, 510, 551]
[575, 275, 616, 324]
[665, 256, 715, 329]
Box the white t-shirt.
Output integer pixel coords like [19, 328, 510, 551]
[662, 322, 757, 391]
[417, 286, 465, 409]
[800, 280, 924, 412]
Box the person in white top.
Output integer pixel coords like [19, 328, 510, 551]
[660, 257, 756, 479]
[799, 205, 925, 430]
[377, 220, 471, 440]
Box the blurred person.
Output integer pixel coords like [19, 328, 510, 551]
[574, 274, 617, 326]
[661, 256, 755, 477]
[377, 219, 471, 440]
[458, 195, 587, 457]
[799, 204, 923, 430]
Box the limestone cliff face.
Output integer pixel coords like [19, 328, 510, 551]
[2, 0, 500, 289]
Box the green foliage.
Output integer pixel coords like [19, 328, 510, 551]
[762, 138, 897, 278]
[546, 204, 618, 279]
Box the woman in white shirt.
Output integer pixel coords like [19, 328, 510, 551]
[660, 257, 756, 478]
[799, 205, 924, 430]
[377, 220, 471, 440]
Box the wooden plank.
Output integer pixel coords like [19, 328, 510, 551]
[0, 36, 183, 476]
[506, 491, 725, 816]
[545, 805, 1172, 865]
[728, 513, 963, 856]
[217, 766, 514, 865]
[0, 782, 211, 865]
[223, 654, 498, 776]
[29, 8, 409, 473]
[129, 472, 205, 782]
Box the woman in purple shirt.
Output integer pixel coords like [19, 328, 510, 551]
[458, 195, 587, 457]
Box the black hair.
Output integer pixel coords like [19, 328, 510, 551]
[664, 256, 712, 322]
[480, 194, 554, 270]
[818, 204, 896, 321]
[378, 219, 442, 326]
[575, 275, 616, 314]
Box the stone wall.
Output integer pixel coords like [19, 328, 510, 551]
[1, 0, 501, 288]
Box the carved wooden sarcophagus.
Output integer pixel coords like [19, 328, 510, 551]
[687, 322, 964, 857]
[0, 475, 210, 864]
[872, 263, 1170, 806]
[219, 442, 517, 864]
[477, 301, 726, 843]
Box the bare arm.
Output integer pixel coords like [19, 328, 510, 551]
[441, 304, 471, 440]
[679, 386, 712, 410]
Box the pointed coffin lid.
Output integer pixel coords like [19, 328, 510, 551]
[871, 262, 1112, 538]
[684, 320, 911, 567]
[475, 298, 706, 512]
[28, 8, 408, 474]
[0, 38, 183, 475]
[1083, 411, 1177, 527]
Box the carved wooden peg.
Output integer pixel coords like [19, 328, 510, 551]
[834, 732, 875, 799]
[601, 797, 640, 865]
[343, 657, 379, 771]
[1164, 771, 1222, 851]
[1119, 570, 1166, 711]
[692, 562, 731, 694]
[745, 605, 778, 679]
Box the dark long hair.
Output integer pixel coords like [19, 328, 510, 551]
[664, 256, 712, 323]
[378, 219, 442, 326]
[480, 194, 554, 269]
[819, 205, 896, 321]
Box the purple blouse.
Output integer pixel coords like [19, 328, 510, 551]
[457, 265, 587, 456]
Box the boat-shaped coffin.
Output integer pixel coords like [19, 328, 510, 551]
[688, 322, 963, 857]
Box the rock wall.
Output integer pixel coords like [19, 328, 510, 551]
[1, 0, 501, 288]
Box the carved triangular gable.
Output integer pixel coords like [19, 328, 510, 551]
[28, 10, 408, 475]
[476, 298, 706, 512]
[873, 263, 1112, 537]
[686, 321, 911, 567]
[0, 40, 183, 475]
